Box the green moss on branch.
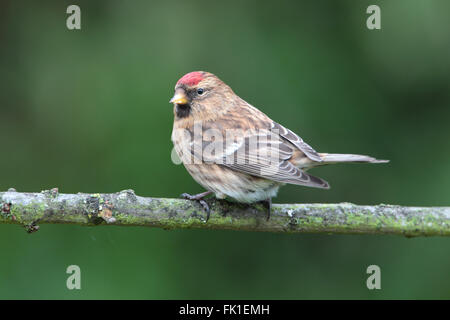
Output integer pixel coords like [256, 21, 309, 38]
[1, 190, 449, 237]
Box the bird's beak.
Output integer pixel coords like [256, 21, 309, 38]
[170, 90, 188, 105]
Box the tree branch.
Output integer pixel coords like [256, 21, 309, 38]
[1, 189, 449, 237]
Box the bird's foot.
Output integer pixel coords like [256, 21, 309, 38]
[259, 198, 272, 221]
[181, 191, 213, 221]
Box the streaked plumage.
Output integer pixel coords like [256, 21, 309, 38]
[170, 71, 388, 205]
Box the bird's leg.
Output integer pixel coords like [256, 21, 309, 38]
[181, 191, 213, 221]
[260, 198, 272, 221]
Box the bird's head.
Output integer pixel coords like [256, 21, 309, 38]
[170, 71, 235, 120]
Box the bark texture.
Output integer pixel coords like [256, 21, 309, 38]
[1, 189, 449, 237]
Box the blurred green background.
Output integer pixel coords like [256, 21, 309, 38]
[1, 0, 449, 299]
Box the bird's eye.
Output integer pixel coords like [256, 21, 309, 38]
[197, 88, 204, 95]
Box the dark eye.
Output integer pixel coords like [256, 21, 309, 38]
[197, 88, 204, 95]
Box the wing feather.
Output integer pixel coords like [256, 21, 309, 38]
[188, 129, 329, 189]
[271, 122, 323, 162]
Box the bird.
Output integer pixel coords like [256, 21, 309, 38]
[170, 71, 388, 220]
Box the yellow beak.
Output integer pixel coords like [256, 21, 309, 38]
[169, 91, 188, 105]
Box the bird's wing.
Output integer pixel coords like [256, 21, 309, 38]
[271, 122, 323, 162]
[189, 129, 329, 189]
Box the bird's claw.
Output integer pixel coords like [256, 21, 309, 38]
[261, 198, 272, 221]
[181, 192, 211, 221]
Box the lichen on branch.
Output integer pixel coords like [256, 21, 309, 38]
[1, 189, 449, 237]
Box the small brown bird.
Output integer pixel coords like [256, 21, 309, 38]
[170, 71, 388, 219]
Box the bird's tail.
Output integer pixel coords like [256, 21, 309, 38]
[318, 153, 389, 164]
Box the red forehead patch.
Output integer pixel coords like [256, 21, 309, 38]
[176, 71, 204, 86]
